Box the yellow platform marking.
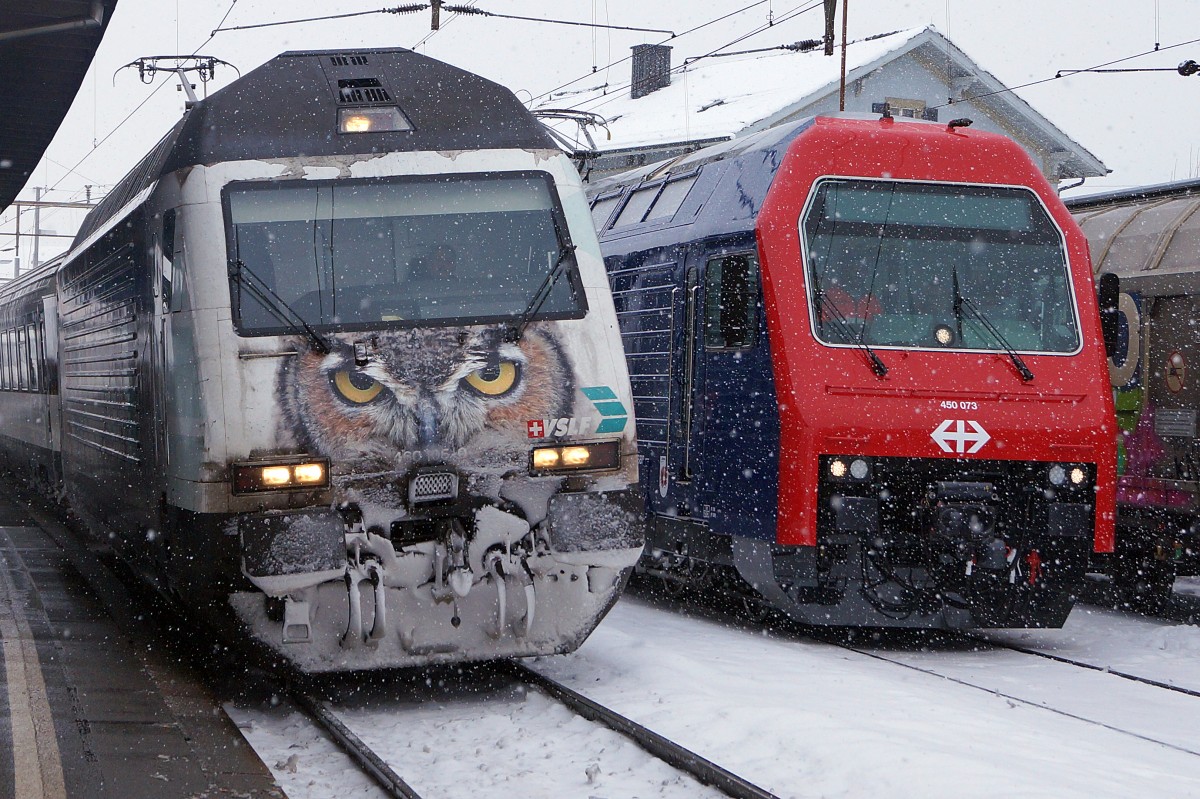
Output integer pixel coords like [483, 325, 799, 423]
[0, 546, 66, 799]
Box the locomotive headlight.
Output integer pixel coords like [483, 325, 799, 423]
[261, 466, 292, 486]
[1070, 466, 1087, 486]
[1048, 464, 1067, 486]
[530, 441, 621, 475]
[532, 448, 561, 470]
[828, 456, 871, 481]
[294, 462, 326, 484]
[233, 458, 331, 494]
[338, 106, 412, 134]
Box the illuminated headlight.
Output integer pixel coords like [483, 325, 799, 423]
[1070, 466, 1087, 486]
[338, 106, 412, 133]
[530, 441, 620, 475]
[828, 456, 871, 481]
[233, 459, 330, 494]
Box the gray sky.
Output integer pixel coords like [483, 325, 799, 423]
[8, 0, 1200, 263]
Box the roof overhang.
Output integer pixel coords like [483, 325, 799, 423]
[0, 0, 118, 211]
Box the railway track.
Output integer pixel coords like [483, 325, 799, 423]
[288, 661, 781, 799]
[970, 633, 1200, 700]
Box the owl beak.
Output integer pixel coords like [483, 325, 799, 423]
[416, 406, 439, 448]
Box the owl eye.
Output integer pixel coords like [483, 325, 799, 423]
[331, 369, 384, 404]
[463, 360, 520, 397]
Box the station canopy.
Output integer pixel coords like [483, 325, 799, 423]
[0, 0, 118, 211]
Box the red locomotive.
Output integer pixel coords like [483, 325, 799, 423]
[592, 113, 1117, 627]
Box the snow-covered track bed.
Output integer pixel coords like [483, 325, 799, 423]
[525, 594, 1200, 798]
[233, 663, 767, 799]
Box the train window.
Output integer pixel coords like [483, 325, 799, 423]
[590, 193, 622, 230]
[0, 330, 8, 390]
[803, 178, 1080, 354]
[225, 171, 586, 332]
[704, 254, 759, 349]
[28, 324, 39, 392]
[17, 327, 28, 391]
[612, 185, 659, 228]
[644, 176, 696, 222]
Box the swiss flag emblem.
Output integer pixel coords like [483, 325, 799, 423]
[527, 420, 545, 439]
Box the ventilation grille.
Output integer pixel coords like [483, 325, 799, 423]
[409, 471, 459, 504]
[330, 55, 370, 66]
[337, 78, 391, 104]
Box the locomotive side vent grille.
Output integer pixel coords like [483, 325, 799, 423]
[330, 55, 370, 66]
[409, 471, 459, 504]
[337, 78, 391, 104]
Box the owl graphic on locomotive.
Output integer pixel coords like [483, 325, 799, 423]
[590, 114, 1118, 628]
[0, 49, 642, 672]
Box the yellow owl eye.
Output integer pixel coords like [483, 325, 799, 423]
[463, 360, 520, 397]
[332, 370, 384, 404]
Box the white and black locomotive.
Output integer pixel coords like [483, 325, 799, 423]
[0, 49, 642, 672]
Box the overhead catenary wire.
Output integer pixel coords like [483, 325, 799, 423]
[528, 0, 774, 105]
[560, 0, 826, 116]
[929, 33, 1200, 110]
[211, 4, 675, 38]
[21, 0, 241, 243]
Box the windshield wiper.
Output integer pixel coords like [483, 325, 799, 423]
[506, 244, 577, 342]
[815, 290, 888, 377]
[229, 259, 332, 355]
[957, 293, 1034, 382]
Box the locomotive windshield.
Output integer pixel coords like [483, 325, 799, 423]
[802, 179, 1079, 354]
[224, 171, 584, 333]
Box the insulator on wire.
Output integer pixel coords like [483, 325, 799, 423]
[1178, 59, 1199, 77]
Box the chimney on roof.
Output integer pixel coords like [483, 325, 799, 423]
[631, 44, 672, 99]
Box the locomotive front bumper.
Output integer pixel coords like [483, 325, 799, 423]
[736, 456, 1098, 629]
[229, 490, 642, 671]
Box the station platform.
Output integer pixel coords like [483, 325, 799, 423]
[0, 491, 283, 798]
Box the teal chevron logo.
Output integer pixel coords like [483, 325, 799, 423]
[582, 386, 628, 434]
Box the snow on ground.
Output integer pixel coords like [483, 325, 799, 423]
[228, 591, 1200, 798]
[528, 594, 1200, 799]
[1178, 576, 1200, 599]
[227, 668, 726, 799]
[985, 601, 1200, 691]
[226, 701, 383, 799]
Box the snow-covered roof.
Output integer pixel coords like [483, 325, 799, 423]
[541, 26, 1106, 180]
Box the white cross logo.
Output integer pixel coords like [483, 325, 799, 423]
[931, 419, 991, 454]
[527, 420, 545, 439]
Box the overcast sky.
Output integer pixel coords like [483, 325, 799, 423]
[7, 0, 1200, 264]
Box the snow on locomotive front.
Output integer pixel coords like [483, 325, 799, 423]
[126, 50, 639, 671]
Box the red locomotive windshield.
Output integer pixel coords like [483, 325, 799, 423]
[802, 178, 1080, 354]
[756, 116, 1116, 554]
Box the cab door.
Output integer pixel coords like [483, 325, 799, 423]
[693, 249, 778, 541]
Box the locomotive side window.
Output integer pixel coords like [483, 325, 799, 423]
[704, 253, 760, 349]
[802, 179, 1080, 354]
[590, 192, 622, 231]
[224, 172, 585, 332]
